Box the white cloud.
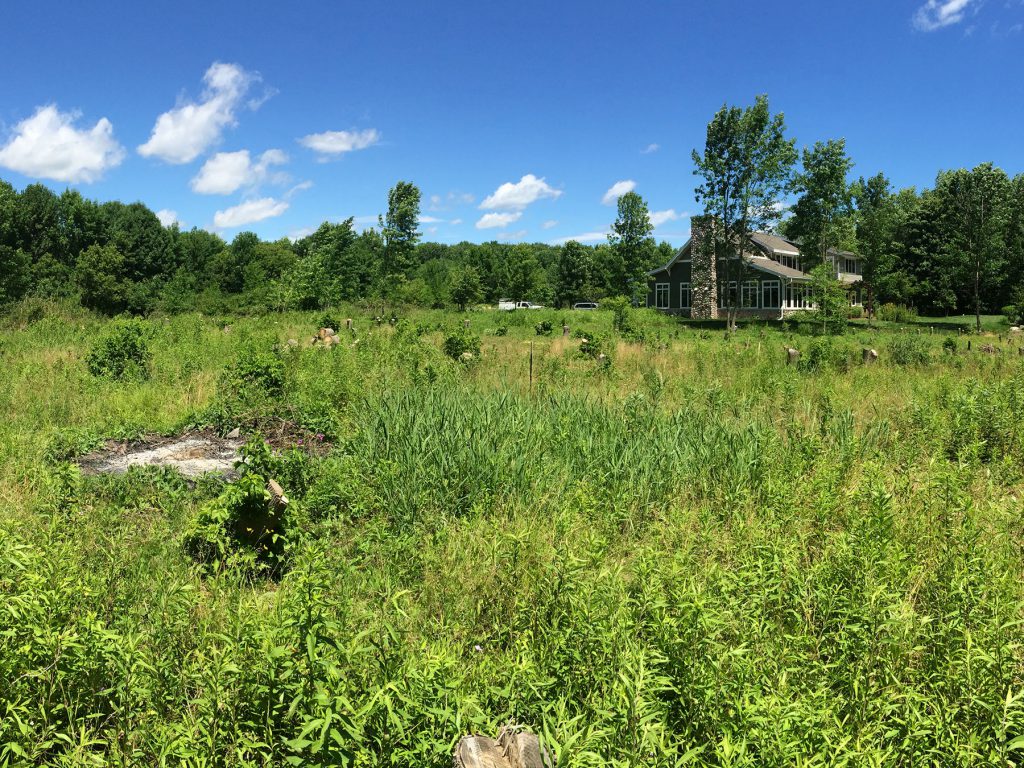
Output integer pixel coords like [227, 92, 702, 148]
[429, 191, 475, 210]
[913, 0, 979, 30]
[190, 148, 288, 194]
[419, 215, 444, 224]
[213, 197, 288, 228]
[649, 209, 683, 228]
[542, 220, 558, 230]
[450, 218, 463, 226]
[480, 174, 561, 211]
[298, 128, 380, 158]
[155, 209, 183, 227]
[285, 180, 313, 198]
[476, 211, 522, 229]
[551, 231, 609, 245]
[0, 105, 124, 183]
[288, 226, 315, 242]
[498, 230, 527, 241]
[602, 180, 636, 206]
[641, 143, 660, 154]
[138, 62, 259, 164]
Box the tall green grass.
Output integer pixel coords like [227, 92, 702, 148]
[1, 304, 1024, 766]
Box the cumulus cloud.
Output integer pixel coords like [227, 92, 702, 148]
[913, 0, 979, 31]
[190, 148, 288, 194]
[419, 215, 444, 224]
[0, 105, 124, 183]
[155, 209, 183, 227]
[542, 220, 558, 230]
[649, 209, 683, 228]
[476, 211, 522, 229]
[480, 174, 561, 211]
[642, 143, 660, 154]
[138, 62, 260, 164]
[602, 180, 636, 206]
[213, 197, 288, 228]
[298, 128, 380, 159]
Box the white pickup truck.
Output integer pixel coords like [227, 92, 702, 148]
[498, 300, 544, 311]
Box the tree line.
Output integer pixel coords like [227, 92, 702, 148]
[1, 97, 1022, 321]
[0, 178, 670, 314]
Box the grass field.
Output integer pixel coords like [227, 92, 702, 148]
[2, 301, 1024, 766]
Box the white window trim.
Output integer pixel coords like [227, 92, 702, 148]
[741, 280, 759, 309]
[655, 282, 670, 310]
[679, 282, 691, 309]
[762, 280, 780, 308]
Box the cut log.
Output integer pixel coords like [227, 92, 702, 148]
[266, 479, 288, 511]
[862, 348, 878, 364]
[454, 736, 511, 768]
[785, 347, 800, 366]
[497, 726, 553, 768]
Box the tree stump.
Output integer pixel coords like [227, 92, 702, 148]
[464, 319, 471, 330]
[454, 736, 509, 768]
[345, 318, 353, 330]
[266, 479, 288, 511]
[562, 325, 570, 337]
[862, 348, 878, 364]
[497, 725, 553, 768]
[785, 347, 800, 366]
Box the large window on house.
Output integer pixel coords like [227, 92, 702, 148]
[740, 281, 759, 308]
[717, 281, 735, 309]
[655, 283, 670, 309]
[786, 284, 813, 309]
[679, 282, 691, 309]
[762, 280, 780, 308]
[841, 256, 860, 274]
[777, 253, 802, 271]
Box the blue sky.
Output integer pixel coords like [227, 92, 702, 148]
[1, 0, 1022, 246]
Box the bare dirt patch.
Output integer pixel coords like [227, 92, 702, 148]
[77, 431, 244, 478]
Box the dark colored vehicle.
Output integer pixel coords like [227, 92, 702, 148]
[572, 302, 599, 310]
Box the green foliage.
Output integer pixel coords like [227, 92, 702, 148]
[442, 329, 481, 360]
[887, 334, 932, 366]
[877, 302, 919, 323]
[534, 319, 553, 336]
[183, 441, 293, 576]
[606, 296, 646, 342]
[943, 335, 958, 354]
[85, 318, 153, 380]
[796, 336, 849, 372]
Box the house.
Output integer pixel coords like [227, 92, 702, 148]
[646, 216, 862, 319]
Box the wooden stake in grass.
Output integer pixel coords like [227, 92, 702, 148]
[529, 341, 534, 393]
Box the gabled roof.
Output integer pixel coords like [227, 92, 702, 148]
[746, 256, 808, 280]
[750, 232, 800, 256]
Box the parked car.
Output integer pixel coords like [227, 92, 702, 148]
[498, 300, 544, 311]
[572, 301, 599, 310]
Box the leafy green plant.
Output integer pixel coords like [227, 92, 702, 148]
[442, 329, 480, 360]
[85, 318, 154, 380]
[887, 334, 931, 365]
[534, 320, 553, 336]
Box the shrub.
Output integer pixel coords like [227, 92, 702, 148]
[227, 344, 287, 398]
[442, 329, 481, 360]
[1001, 305, 1019, 324]
[534, 320, 553, 336]
[797, 337, 849, 373]
[317, 311, 340, 331]
[605, 296, 646, 342]
[85, 319, 153, 380]
[887, 334, 931, 366]
[494, 325, 508, 337]
[943, 336, 958, 354]
[877, 303, 918, 323]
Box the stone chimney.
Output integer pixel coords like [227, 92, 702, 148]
[690, 215, 718, 320]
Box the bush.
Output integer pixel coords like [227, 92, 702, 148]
[887, 334, 931, 366]
[227, 344, 287, 398]
[605, 296, 646, 342]
[1002, 305, 1019, 324]
[797, 337, 849, 373]
[534, 320, 553, 336]
[442, 329, 481, 361]
[85, 319, 153, 380]
[943, 336, 958, 354]
[877, 303, 918, 323]
[494, 325, 508, 337]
